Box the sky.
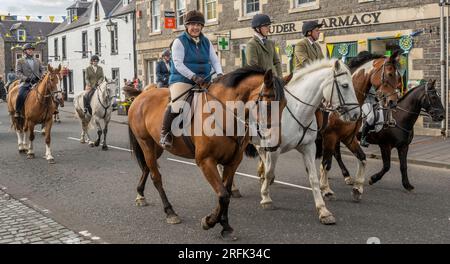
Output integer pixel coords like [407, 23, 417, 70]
[0, 0, 77, 22]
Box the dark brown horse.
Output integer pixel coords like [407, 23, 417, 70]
[366, 80, 444, 190]
[128, 67, 288, 240]
[317, 51, 402, 201]
[7, 64, 62, 163]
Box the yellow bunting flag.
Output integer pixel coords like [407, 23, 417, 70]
[327, 44, 334, 57]
[26, 16, 31, 21]
[394, 33, 402, 38]
[358, 39, 367, 45]
[1, 15, 5, 21]
[49, 16, 55, 23]
[5, 33, 11, 37]
[73, 16, 78, 21]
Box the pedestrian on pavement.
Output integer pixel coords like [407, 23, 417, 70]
[5, 68, 17, 94]
[159, 10, 224, 149]
[83, 55, 104, 114]
[246, 14, 283, 77]
[156, 49, 171, 88]
[14, 43, 46, 119]
[0, 76, 6, 102]
[294, 20, 325, 70]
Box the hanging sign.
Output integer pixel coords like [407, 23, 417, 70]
[164, 11, 176, 29]
[338, 43, 349, 56]
[399, 35, 413, 52]
[218, 36, 230, 51]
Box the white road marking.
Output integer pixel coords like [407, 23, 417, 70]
[66, 137, 312, 191]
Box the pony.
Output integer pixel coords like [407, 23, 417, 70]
[317, 50, 402, 201]
[365, 80, 444, 190]
[74, 78, 117, 150]
[236, 59, 361, 225]
[128, 67, 288, 240]
[7, 64, 62, 163]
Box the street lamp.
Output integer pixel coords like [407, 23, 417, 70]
[106, 18, 115, 32]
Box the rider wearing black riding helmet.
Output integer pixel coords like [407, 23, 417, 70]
[294, 20, 325, 70]
[245, 14, 282, 77]
[83, 55, 104, 114]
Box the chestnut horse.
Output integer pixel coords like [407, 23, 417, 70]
[128, 67, 288, 240]
[317, 51, 402, 201]
[7, 64, 62, 163]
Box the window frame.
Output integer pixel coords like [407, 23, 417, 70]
[151, 0, 161, 32]
[94, 28, 101, 56]
[244, 0, 260, 16]
[94, 1, 100, 21]
[81, 31, 88, 58]
[54, 38, 59, 61]
[110, 23, 118, 55]
[176, 0, 186, 29]
[17, 29, 26, 42]
[295, 0, 316, 8]
[204, 0, 218, 22]
[62, 36, 67, 60]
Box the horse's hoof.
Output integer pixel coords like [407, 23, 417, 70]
[221, 230, 238, 241]
[166, 215, 181, 225]
[47, 158, 55, 164]
[323, 192, 337, 201]
[368, 179, 375, 185]
[18, 149, 26, 154]
[94, 141, 100, 147]
[80, 139, 86, 144]
[404, 185, 415, 192]
[261, 202, 275, 210]
[351, 188, 362, 202]
[27, 153, 35, 159]
[201, 217, 211, 230]
[320, 214, 336, 225]
[231, 190, 242, 198]
[344, 177, 354, 185]
[102, 145, 108, 151]
[89, 142, 95, 147]
[135, 197, 148, 207]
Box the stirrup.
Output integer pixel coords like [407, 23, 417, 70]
[360, 138, 369, 148]
[160, 133, 173, 149]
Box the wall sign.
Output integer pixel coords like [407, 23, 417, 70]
[164, 11, 176, 29]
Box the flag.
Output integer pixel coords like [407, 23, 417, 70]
[73, 16, 78, 21]
[5, 33, 11, 37]
[0, 15, 5, 21]
[26, 16, 31, 21]
[49, 16, 55, 23]
[11, 15, 17, 20]
[327, 44, 334, 57]
[62, 16, 66, 21]
[37, 16, 42, 20]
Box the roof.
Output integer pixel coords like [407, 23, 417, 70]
[48, 0, 123, 36]
[0, 20, 60, 43]
[110, 0, 135, 18]
[67, 0, 91, 10]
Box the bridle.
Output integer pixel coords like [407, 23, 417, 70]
[96, 80, 115, 119]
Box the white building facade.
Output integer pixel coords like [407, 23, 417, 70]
[47, 0, 136, 101]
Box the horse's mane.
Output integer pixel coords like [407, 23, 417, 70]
[347, 51, 384, 71]
[290, 58, 338, 85]
[220, 66, 266, 88]
[218, 66, 284, 101]
[397, 83, 425, 104]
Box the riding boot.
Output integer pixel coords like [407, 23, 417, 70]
[360, 122, 373, 148]
[159, 105, 178, 149]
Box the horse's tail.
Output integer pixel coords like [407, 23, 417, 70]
[10, 115, 24, 131]
[128, 126, 147, 171]
[315, 133, 323, 160]
[244, 143, 258, 158]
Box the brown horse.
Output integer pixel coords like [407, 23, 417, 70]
[7, 64, 62, 163]
[128, 67, 288, 240]
[317, 50, 402, 201]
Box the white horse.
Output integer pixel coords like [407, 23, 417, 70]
[240, 59, 361, 225]
[74, 78, 117, 150]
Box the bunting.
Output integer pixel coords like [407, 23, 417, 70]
[26, 16, 31, 21]
[49, 16, 55, 23]
[37, 16, 42, 20]
[1, 15, 5, 21]
[73, 16, 78, 21]
[0, 14, 65, 22]
[326, 44, 334, 57]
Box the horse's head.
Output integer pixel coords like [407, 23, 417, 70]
[323, 60, 360, 122]
[370, 50, 402, 105]
[46, 64, 63, 106]
[98, 77, 118, 103]
[253, 69, 289, 151]
[421, 80, 444, 122]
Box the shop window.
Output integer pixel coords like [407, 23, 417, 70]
[327, 42, 358, 62]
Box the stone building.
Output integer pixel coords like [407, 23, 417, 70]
[0, 17, 59, 81]
[136, 0, 448, 135]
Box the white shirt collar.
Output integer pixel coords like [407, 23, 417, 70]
[307, 37, 315, 45]
[254, 33, 267, 44]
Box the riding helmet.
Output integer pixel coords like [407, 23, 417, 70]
[302, 20, 323, 36]
[162, 49, 171, 57]
[184, 10, 205, 26]
[251, 14, 273, 29]
[22, 43, 35, 51]
[91, 55, 100, 62]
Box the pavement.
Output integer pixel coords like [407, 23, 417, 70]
[60, 101, 450, 170]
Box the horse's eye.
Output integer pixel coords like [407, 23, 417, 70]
[342, 84, 349, 89]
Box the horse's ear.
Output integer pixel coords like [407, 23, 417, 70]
[57, 64, 62, 73]
[104, 77, 108, 83]
[430, 79, 436, 88]
[283, 73, 293, 85]
[334, 60, 341, 71]
[264, 69, 274, 87]
[47, 64, 53, 73]
[390, 50, 402, 63]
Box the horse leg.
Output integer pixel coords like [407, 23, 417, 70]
[198, 158, 231, 232]
[397, 145, 414, 191]
[218, 163, 240, 241]
[301, 143, 336, 225]
[101, 118, 110, 151]
[16, 131, 26, 153]
[94, 119, 102, 147]
[319, 137, 337, 201]
[218, 164, 242, 198]
[26, 122, 35, 159]
[369, 145, 392, 185]
[259, 150, 279, 210]
[343, 138, 367, 202]
[44, 120, 55, 164]
[334, 143, 354, 185]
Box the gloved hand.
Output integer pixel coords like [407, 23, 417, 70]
[31, 77, 39, 84]
[212, 73, 223, 83]
[191, 75, 206, 86]
[25, 77, 32, 83]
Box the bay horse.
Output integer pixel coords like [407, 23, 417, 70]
[128, 67, 288, 240]
[74, 78, 117, 150]
[7, 64, 62, 163]
[366, 80, 444, 190]
[240, 59, 360, 225]
[317, 50, 402, 201]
